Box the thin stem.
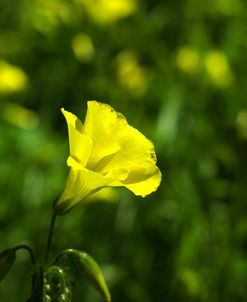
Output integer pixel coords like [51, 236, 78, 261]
[14, 244, 36, 266]
[44, 212, 57, 264]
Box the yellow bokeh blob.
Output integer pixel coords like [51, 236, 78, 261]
[79, 0, 137, 24]
[0, 60, 28, 94]
[1, 102, 39, 129]
[25, 0, 72, 34]
[71, 33, 95, 62]
[205, 50, 233, 88]
[116, 51, 150, 97]
[176, 47, 199, 73]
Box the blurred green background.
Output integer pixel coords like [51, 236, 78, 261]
[1, 0, 247, 301]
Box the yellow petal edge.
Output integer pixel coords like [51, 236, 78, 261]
[54, 101, 162, 215]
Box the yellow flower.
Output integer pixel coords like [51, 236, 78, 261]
[54, 101, 161, 215]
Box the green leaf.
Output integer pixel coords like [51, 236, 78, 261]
[0, 248, 16, 282]
[54, 249, 111, 302]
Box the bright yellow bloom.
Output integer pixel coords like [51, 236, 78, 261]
[54, 101, 161, 215]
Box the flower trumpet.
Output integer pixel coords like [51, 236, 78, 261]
[54, 101, 161, 215]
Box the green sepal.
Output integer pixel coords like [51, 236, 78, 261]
[53, 199, 71, 216]
[54, 249, 111, 302]
[0, 248, 16, 282]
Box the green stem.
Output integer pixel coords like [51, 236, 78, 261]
[44, 212, 57, 264]
[14, 244, 36, 266]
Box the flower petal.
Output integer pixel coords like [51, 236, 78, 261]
[121, 165, 162, 197]
[61, 108, 92, 167]
[54, 167, 115, 214]
[82, 101, 126, 169]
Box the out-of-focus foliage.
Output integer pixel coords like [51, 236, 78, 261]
[0, 0, 247, 301]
